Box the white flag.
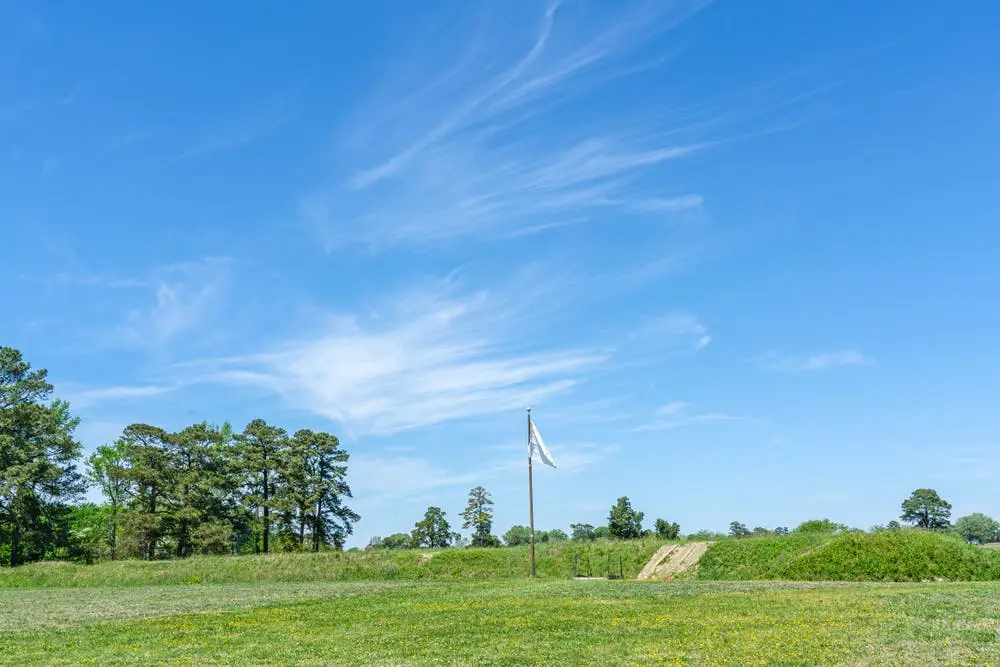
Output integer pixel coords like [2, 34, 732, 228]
[529, 417, 557, 468]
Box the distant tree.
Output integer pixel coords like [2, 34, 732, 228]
[373, 533, 412, 549]
[608, 497, 644, 539]
[691, 529, 725, 540]
[593, 526, 610, 539]
[886, 520, 901, 530]
[954, 513, 1000, 545]
[729, 521, 750, 538]
[547, 528, 568, 542]
[504, 525, 531, 546]
[86, 442, 130, 560]
[537, 529, 551, 544]
[412, 506, 451, 548]
[901, 488, 952, 530]
[571, 523, 596, 541]
[795, 519, 847, 534]
[654, 518, 680, 539]
[462, 487, 496, 547]
[752, 526, 772, 537]
[451, 532, 468, 548]
[774, 526, 789, 536]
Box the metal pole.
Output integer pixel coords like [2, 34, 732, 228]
[528, 408, 536, 578]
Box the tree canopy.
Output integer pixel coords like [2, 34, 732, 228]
[608, 497, 644, 539]
[900, 488, 952, 530]
[954, 513, 999, 545]
[462, 487, 498, 547]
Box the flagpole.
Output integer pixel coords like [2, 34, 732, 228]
[528, 408, 536, 578]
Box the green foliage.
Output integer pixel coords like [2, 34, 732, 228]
[461, 486, 496, 547]
[954, 513, 1000, 545]
[729, 521, 750, 538]
[546, 528, 568, 542]
[412, 506, 451, 548]
[570, 523, 595, 541]
[900, 488, 952, 530]
[592, 526, 609, 539]
[380, 533, 413, 549]
[654, 518, 680, 539]
[608, 497, 644, 539]
[699, 529, 1000, 582]
[794, 519, 848, 534]
[0, 347, 85, 567]
[503, 525, 530, 546]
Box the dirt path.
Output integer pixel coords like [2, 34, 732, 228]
[637, 542, 709, 580]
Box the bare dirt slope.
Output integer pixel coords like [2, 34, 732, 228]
[637, 542, 710, 580]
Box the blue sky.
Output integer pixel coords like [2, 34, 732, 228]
[3, 0, 1000, 547]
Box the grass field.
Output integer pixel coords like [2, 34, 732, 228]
[4, 579, 1000, 664]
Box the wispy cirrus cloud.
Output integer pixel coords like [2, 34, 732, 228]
[300, 0, 718, 247]
[632, 312, 712, 351]
[121, 257, 231, 348]
[191, 279, 606, 435]
[64, 384, 176, 409]
[749, 349, 872, 374]
[632, 401, 736, 432]
[179, 105, 294, 159]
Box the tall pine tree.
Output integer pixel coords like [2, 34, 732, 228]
[0, 347, 84, 567]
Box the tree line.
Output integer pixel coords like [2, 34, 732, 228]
[724, 488, 1000, 545]
[369, 494, 682, 550]
[0, 346, 358, 566]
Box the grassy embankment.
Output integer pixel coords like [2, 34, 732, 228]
[698, 529, 1000, 582]
[0, 538, 667, 588]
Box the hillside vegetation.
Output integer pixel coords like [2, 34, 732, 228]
[698, 530, 1000, 582]
[0, 538, 668, 589]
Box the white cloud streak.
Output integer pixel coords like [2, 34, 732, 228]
[194, 283, 605, 435]
[302, 0, 716, 246]
[632, 402, 737, 432]
[750, 350, 872, 374]
[122, 257, 230, 348]
[66, 384, 175, 409]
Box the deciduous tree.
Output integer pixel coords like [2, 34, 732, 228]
[954, 513, 999, 544]
[900, 488, 952, 530]
[608, 497, 644, 539]
[413, 506, 451, 548]
[654, 518, 680, 539]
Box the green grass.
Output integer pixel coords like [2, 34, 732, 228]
[0, 538, 667, 589]
[699, 530, 1000, 582]
[5, 579, 1000, 664]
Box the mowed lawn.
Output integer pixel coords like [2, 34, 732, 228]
[4, 580, 1000, 665]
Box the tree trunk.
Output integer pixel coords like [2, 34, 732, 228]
[10, 521, 19, 568]
[299, 506, 306, 548]
[110, 518, 117, 561]
[262, 464, 270, 554]
[177, 518, 189, 558]
[313, 499, 322, 552]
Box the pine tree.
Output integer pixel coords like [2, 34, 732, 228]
[292, 430, 359, 551]
[234, 419, 288, 554]
[462, 486, 497, 547]
[0, 347, 84, 567]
